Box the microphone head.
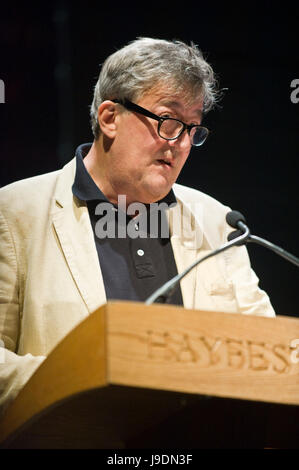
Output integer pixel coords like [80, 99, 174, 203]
[226, 210, 247, 229]
[227, 229, 246, 246]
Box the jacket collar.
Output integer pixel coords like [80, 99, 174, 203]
[52, 157, 107, 313]
[169, 184, 204, 250]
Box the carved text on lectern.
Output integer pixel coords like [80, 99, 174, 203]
[146, 330, 295, 374]
[107, 304, 299, 405]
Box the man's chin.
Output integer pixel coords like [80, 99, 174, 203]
[141, 186, 173, 204]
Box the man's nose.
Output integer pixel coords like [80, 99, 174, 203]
[167, 130, 192, 151]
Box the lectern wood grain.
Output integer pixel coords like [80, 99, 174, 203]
[0, 301, 298, 446]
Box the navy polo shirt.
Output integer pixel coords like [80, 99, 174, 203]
[72, 143, 183, 305]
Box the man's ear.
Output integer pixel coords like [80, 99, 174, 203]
[97, 101, 118, 138]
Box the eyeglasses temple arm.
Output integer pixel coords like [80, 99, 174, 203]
[113, 99, 161, 122]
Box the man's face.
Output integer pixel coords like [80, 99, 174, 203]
[106, 88, 204, 205]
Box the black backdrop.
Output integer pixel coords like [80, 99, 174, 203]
[1, 1, 298, 316]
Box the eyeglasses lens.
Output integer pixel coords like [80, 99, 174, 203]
[191, 127, 208, 146]
[159, 119, 184, 139]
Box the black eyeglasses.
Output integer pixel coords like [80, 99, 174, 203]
[112, 99, 209, 147]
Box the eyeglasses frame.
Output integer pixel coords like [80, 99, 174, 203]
[112, 98, 209, 146]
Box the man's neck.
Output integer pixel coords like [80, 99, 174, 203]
[83, 139, 120, 205]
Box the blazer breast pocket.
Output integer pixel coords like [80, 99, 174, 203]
[198, 277, 239, 313]
[208, 279, 235, 300]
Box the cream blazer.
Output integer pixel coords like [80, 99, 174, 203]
[0, 157, 275, 412]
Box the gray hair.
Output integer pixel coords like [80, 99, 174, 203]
[90, 37, 220, 140]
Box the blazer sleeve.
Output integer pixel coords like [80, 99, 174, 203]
[0, 209, 45, 415]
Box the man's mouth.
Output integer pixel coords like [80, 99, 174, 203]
[157, 158, 172, 167]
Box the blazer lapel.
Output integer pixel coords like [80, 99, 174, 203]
[51, 158, 106, 313]
[168, 193, 204, 309]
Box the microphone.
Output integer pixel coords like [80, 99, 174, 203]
[226, 211, 299, 268]
[145, 216, 250, 305]
[226, 210, 247, 232]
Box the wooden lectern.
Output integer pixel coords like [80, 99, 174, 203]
[0, 302, 298, 448]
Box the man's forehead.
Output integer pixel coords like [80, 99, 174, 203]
[159, 97, 203, 116]
[141, 87, 204, 117]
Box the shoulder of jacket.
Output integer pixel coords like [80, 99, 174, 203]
[1, 169, 60, 197]
[0, 158, 75, 211]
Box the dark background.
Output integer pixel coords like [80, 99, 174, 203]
[1, 1, 298, 316]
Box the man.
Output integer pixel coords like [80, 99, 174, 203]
[0, 38, 275, 413]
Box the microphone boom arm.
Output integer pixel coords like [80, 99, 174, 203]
[248, 234, 299, 268]
[145, 224, 251, 305]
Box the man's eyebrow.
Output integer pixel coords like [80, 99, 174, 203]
[158, 100, 203, 119]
